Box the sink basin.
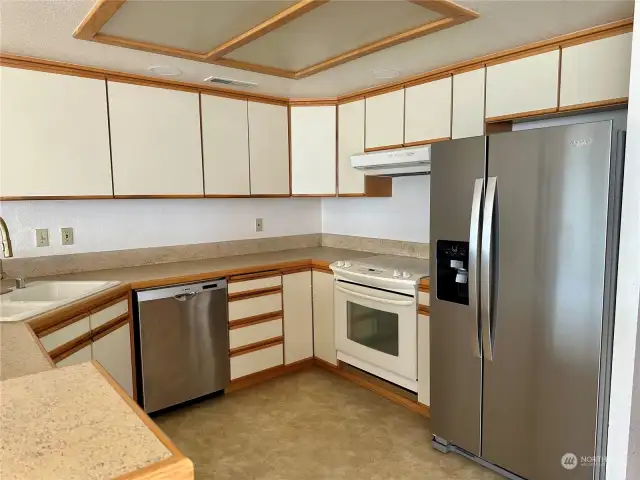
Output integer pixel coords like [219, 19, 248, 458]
[0, 281, 121, 322]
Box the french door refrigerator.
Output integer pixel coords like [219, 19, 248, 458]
[429, 120, 624, 480]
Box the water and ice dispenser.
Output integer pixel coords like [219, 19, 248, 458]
[436, 240, 469, 305]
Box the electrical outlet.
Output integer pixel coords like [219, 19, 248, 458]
[61, 227, 74, 246]
[255, 218, 264, 232]
[35, 229, 49, 247]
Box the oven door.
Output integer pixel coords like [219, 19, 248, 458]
[334, 280, 417, 382]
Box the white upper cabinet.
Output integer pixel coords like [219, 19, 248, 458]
[338, 100, 366, 195]
[404, 77, 452, 144]
[560, 33, 632, 109]
[201, 95, 250, 196]
[108, 82, 203, 196]
[248, 102, 290, 195]
[283, 270, 314, 364]
[486, 50, 560, 120]
[365, 90, 405, 150]
[452, 68, 486, 139]
[0, 67, 112, 198]
[290, 105, 336, 195]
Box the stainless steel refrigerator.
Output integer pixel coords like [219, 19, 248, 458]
[429, 119, 625, 480]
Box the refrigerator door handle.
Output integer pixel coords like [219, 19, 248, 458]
[468, 178, 484, 359]
[481, 176, 498, 361]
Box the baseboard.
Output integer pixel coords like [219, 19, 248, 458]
[226, 357, 315, 393]
[314, 358, 430, 418]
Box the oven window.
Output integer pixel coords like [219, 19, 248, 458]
[347, 301, 399, 356]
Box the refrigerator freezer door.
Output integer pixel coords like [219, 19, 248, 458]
[482, 122, 613, 479]
[430, 136, 486, 455]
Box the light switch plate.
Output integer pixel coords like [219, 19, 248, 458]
[35, 229, 49, 247]
[255, 218, 263, 232]
[61, 227, 74, 245]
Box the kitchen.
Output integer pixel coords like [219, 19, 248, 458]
[1, 0, 640, 479]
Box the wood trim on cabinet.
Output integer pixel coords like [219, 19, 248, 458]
[484, 121, 513, 135]
[227, 286, 282, 301]
[485, 45, 559, 67]
[204, 0, 329, 60]
[291, 194, 337, 197]
[226, 357, 314, 393]
[403, 137, 451, 148]
[419, 278, 430, 289]
[116, 456, 194, 480]
[91, 314, 130, 341]
[0, 195, 115, 201]
[73, 0, 126, 40]
[281, 266, 312, 275]
[249, 194, 292, 198]
[289, 98, 339, 106]
[26, 325, 56, 368]
[35, 312, 90, 338]
[200, 89, 287, 106]
[403, 71, 452, 89]
[364, 176, 393, 197]
[559, 21, 633, 48]
[364, 144, 405, 153]
[311, 265, 333, 274]
[485, 107, 558, 123]
[89, 294, 129, 314]
[558, 97, 628, 113]
[229, 336, 284, 357]
[229, 312, 283, 330]
[50, 334, 94, 363]
[418, 305, 431, 316]
[204, 194, 253, 198]
[113, 195, 205, 199]
[229, 270, 282, 283]
[418, 283, 430, 293]
[127, 292, 138, 403]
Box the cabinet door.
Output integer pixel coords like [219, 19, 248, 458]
[290, 106, 336, 195]
[452, 68, 486, 139]
[312, 271, 337, 366]
[55, 344, 92, 368]
[560, 33, 632, 109]
[248, 102, 290, 195]
[201, 95, 250, 196]
[0, 67, 112, 198]
[108, 81, 203, 196]
[365, 90, 404, 150]
[486, 50, 560, 120]
[283, 270, 313, 364]
[404, 77, 452, 145]
[92, 322, 134, 398]
[40, 316, 91, 353]
[417, 313, 430, 406]
[338, 100, 366, 195]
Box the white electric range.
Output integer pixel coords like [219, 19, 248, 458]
[330, 255, 429, 391]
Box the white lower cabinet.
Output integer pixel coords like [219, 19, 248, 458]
[283, 271, 314, 364]
[312, 271, 337, 366]
[230, 344, 284, 380]
[40, 317, 91, 353]
[417, 313, 430, 406]
[92, 323, 134, 398]
[55, 344, 92, 368]
[229, 319, 283, 349]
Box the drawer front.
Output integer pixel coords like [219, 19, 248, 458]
[230, 344, 283, 380]
[90, 299, 129, 330]
[228, 293, 282, 321]
[419, 291, 430, 307]
[229, 319, 283, 349]
[40, 316, 91, 352]
[228, 275, 281, 294]
[55, 344, 93, 368]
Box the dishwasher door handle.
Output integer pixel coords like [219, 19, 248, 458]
[173, 292, 198, 301]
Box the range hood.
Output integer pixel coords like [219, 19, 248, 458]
[351, 145, 431, 177]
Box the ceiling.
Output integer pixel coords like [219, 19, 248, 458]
[0, 0, 634, 98]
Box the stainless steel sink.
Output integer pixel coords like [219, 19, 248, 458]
[0, 281, 121, 322]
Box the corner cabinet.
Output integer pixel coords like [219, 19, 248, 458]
[290, 105, 336, 196]
[560, 32, 632, 111]
[404, 77, 452, 145]
[283, 270, 314, 364]
[312, 270, 337, 365]
[485, 49, 560, 121]
[365, 89, 405, 150]
[108, 82, 203, 197]
[201, 95, 250, 196]
[452, 68, 486, 139]
[0, 67, 113, 199]
[248, 102, 290, 196]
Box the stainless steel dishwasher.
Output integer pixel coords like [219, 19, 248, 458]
[136, 279, 229, 413]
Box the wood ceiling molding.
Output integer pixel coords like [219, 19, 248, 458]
[73, 0, 478, 79]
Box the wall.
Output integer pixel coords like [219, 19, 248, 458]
[607, 5, 640, 480]
[0, 198, 321, 258]
[321, 176, 430, 243]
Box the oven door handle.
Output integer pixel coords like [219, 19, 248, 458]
[335, 285, 414, 306]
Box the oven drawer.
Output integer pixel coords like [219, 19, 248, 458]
[230, 344, 283, 380]
[228, 293, 282, 321]
[229, 319, 283, 349]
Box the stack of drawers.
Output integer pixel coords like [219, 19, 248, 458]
[228, 272, 284, 381]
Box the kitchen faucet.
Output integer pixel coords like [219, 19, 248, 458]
[0, 216, 13, 258]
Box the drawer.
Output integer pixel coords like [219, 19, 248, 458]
[228, 293, 282, 321]
[90, 298, 129, 330]
[419, 291, 430, 307]
[229, 318, 283, 349]
[40, 316, 91, 352]
[228, 275, 281, 295]
[230, 343, 283, 380]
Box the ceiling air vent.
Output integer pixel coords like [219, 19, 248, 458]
[204, 76, 258, 88]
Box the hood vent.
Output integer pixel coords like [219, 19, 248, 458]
[204, 76, 258, 88]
